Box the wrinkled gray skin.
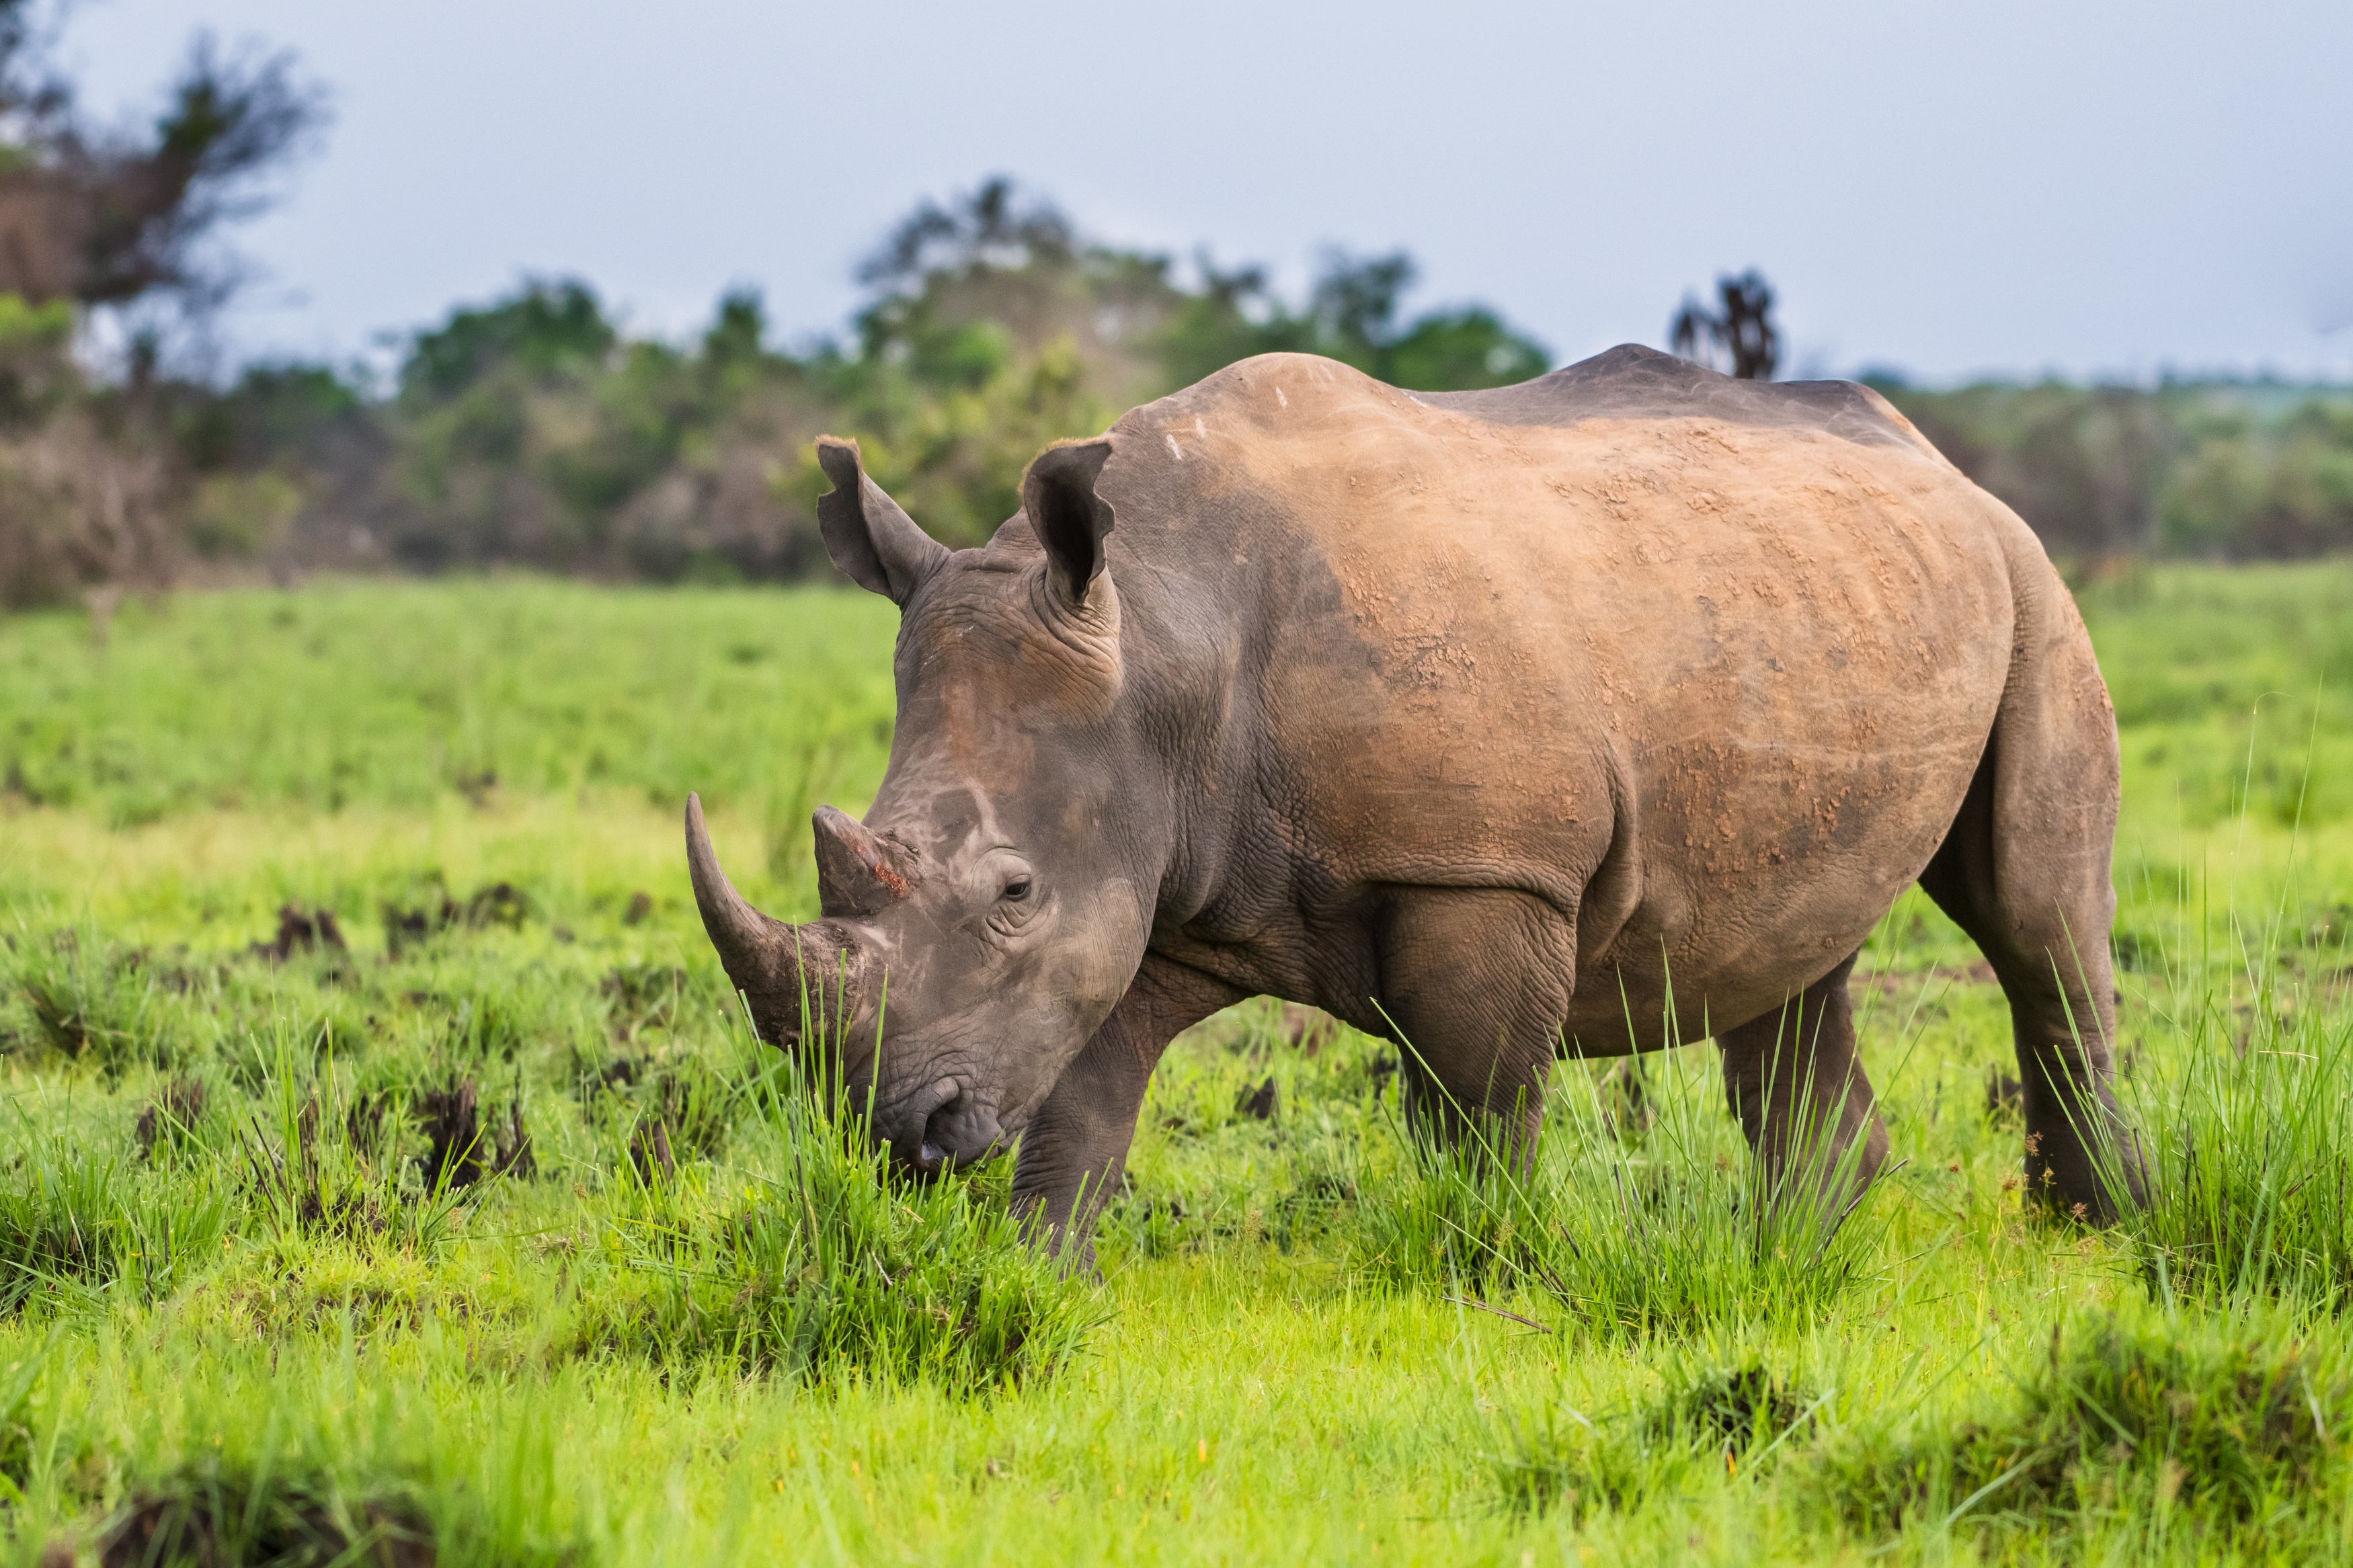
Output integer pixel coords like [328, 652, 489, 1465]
[687, 346, 2144, 1265]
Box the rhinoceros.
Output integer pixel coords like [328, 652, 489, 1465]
[685, 344, 2141, 1257]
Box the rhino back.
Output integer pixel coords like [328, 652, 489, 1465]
[1412, 342, 1934, 454]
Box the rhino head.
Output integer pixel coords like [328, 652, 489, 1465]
[686, 434, 1161, 1172]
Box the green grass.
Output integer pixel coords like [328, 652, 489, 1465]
[2080, 563, 2353, 831]
[0, 581, 898, 829]
[582, 1028, 1105, 1394]
[2, 568, 2352, 1564]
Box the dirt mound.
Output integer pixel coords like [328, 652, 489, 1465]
[417, 1078, 534, 1189]
[383, 882, 532, 958]
[249, 906, 347, 962]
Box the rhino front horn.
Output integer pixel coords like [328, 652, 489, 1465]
[683, 792, 799, 994]
[813, 804, 912, 918]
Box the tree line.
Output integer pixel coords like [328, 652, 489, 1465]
[0, 157, 1558, 604]
[1870, 375, 2353, 561]
[29, 200, 2347, 609]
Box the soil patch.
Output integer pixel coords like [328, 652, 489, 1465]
[417, 1078, 535, 1188]
[249, 906, 346, 963]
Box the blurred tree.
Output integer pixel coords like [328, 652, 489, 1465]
[1310, 249, 1550, 387]
[1158, 247, 1546, 393]
[1312, 249, 1416, 360]
[1670, 270, 1778, 380]
[1878, 378, 2173, 556]
[856, 175, 1076, 294]
[1153, 253, 1309, 388]
[809, 186, 1549, 555]
[0, 1, 324, 612]
[805, 178, 1163, 549]
[701, 288, 767, 382]
[400, 279, 615, 401]
[0, 5, 324, 321]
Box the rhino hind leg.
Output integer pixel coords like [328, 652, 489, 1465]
[1375, 886, 1575, 1161]
[1715, 950, 1889, 1210]
[1916, 586, 2144, 1219]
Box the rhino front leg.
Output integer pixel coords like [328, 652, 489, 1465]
[1375, 887, 1576, 1161]
[1715, 950, 1889, 1211]
[1012, 954, 1244, 1268]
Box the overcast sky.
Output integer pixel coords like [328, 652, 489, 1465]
[56, 0, 2353, 384]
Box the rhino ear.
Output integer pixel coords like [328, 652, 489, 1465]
[1022, 438, 1116, 609]
[815, 437, 949, 605]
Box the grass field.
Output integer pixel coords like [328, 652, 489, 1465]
[2, 564, 2350, 1565]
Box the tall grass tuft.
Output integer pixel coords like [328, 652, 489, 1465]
[588, 992, 1105, 1393]
[0, 1133, 231, 1315]
[95, 1452, 576, 1568]
[0, 1328, 46, 1505]
[2122, 997, 2353, 1308]
[1, 929, 182, 1079]
[1351, 1047, 1890, 1337]
[235, 1037, 467, 1254]
[2110, 839, 2353, 1309]
[99, 1462, 439, 1568]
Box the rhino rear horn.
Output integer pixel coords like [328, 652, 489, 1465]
[815, 437, 948, 606]
[813, 805, 912, 918]
[683, 792, 799, 995]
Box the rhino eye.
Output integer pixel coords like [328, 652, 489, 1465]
[1002, 876, 1032, 903]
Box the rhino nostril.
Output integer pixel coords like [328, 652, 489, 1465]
[921, 1093, 963, 1159]
[900, 1077, 959, 1159]
[910, 1076, 958, 1121]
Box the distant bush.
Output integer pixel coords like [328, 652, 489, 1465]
[2161, 397, 2353, 556]
[11, 163, 2352, 605]
[150, 269, 2353, 593]
[1874, 376, 2353, 561]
